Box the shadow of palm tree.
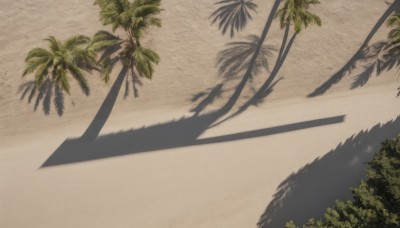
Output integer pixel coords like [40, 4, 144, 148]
[192, 0, 282, 116]
[18, 79, 65, 116]
[214, 26, 297, 126]
[350, 40, 400, 89]
[210, 0, 258, 37]
[190, 83, 225, 116]
[308, 1, 400, 97]
[257, 116, 400, 228]
[42, 113, 344, 167]
[44, 0, 286, 167]
[218, 35, 276, 79]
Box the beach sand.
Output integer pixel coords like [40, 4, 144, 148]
[1, 0, 399, 227]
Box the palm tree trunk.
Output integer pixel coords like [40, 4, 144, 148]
[81, 65, 128, 141]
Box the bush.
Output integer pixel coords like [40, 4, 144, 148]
[286, 136, 400, 228]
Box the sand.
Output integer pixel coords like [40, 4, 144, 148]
[1, 0, 399, 227]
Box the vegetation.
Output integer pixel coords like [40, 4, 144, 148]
[91, 0, 162, 83]
[276, 0, 322, 34]
[286, 135, 400, 228]
[23, 35, 96, 95]
[22, 0, 162, 115]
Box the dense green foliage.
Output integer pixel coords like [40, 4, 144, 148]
[92, 0, 161, 82]
[23, 35, 96, 95]
[286, 136, 400, 228]
[276, 0, 321, 33]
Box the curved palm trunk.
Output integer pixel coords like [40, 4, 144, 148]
[81, 66, 128, 141]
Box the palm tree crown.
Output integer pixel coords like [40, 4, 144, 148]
[23, 35, 96, 95]
[387, 13, 400, 43]
[276, 0, 321, 33]
[92, 0, 162, 82]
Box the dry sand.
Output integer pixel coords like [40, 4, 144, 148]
[1, 0, 400, 227]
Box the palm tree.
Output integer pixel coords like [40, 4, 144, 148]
[80, 0, 162, 141]
[23, 35, 96, 95]
[91, 0, 162, 83]
[210, 0, 258, 37]
[276, 0, 321, 34]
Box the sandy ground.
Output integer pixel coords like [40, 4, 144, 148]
[1, 0, 400, 227]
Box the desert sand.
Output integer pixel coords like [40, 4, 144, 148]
[1, 0, 399, 227]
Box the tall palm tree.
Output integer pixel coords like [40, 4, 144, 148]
[23, 35, 96, 95]
[276, 0, 321, 34]
[91, 0, 162, 83]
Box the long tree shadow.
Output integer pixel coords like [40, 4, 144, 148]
[18, 79, 65, 116]
[192, 0, 282, 115]
[308, 1, 400, 97]
[43, 0, 285, 167]
[210, 0, 258, 37]
[257, 116, 400, 228]
[42, 114, 344, 167]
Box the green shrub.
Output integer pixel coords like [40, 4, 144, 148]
[287, 135, 400, 228]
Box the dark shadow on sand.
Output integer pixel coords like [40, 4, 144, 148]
[257, 116, 400, 228]
[214, 25, 297, 126]
[308, 1, 400, 97]
[191, 0, 281, 115]
[210, 0, 258, 37]
[42, 115, 344, 167]
[350, 40, 400, 90]
[18, 79, 66, 116]
[43, 0, 293, 168]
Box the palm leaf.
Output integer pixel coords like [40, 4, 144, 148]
[23, 57, 51, 76]
[64, 35, 91, 49]
[133, 47, 159, 79]
[45, 36, 62, 52]
[68, 65, 90, 95]
[90, 30, 122, 52]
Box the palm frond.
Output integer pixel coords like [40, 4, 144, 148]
[64, 35, 91, 50]
[25, 48, 52, 62]
[277, 0, 321, 33]
[68, 65, 90, 95]
[133, 47, 160, 79]
[387, 14, 400, 43]
[54, 68, 71, 95]
[33, 59, 51, 87]
[387, 13, 400, 27]
[45, 36, 62, 52]
[90, 30, 122, 52]
[23, 57, 51, 76]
